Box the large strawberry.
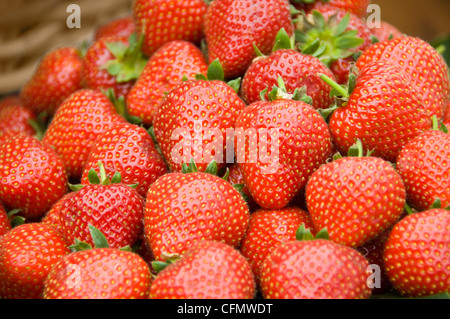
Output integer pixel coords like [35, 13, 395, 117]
[42, 89, 126, 180]
[259, 227, 372, 299]
[234, 85, 333, 209]
[322, 61, 431, 162]
[94, 15, 136, 41]
[305, 141, 406, 247]
[383, 208, 450, 297]
[126, 40, 208, 126]
[152, 62, 246, 173]
[133, 0, 208, 57]
[20, 47, 84, 115]
[59, 163, 144, 249]
[0, 135, 68, 220]
[356, 36, 450, 121]
[144, 162, 250, 261]
[396, 119, 450, 211]
[0, 223, 70, 299]
[239, 206, 315, 283]
[149, 240, 255, 299]
[204, 0, 294, 79]
[80, 123, 167, 198]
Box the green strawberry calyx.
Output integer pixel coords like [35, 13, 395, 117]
[295, 224, 329, 241]
[104, 88, 142, 125]
[431, 115, 449, 133]
[260, 76, 313, 105]
[194, 59, 241, 94]
[151, 252, 182, 276]
[332, 138, 374, 161]
[69, 224, 133, 252]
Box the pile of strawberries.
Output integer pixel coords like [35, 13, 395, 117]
[0, 0, 449, 299]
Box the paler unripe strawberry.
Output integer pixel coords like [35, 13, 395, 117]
[126, 40, 208, 126]
[44, 247, 152, 299]
[42, 89, 126, 180]
[0, 135, 68, 220]
[149, 240, 255, 299]
[204, 0, 294, 78]
[383, 208, 450, 297]
[0, 223, 70, 299]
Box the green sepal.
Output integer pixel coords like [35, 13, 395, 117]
[104, 88, 142, 125]
[221, 167, 230, 181]
[296, 224, 329, 241]
[332, 152, 343, 161]
[431, 198, 443, 209]
[253, 43, 265, 58]
[227, 78, 241, 94]
[110, 172, 122, 184]
[151, 260, 170, 273]
[88, 168, 101, 184]
[119, 245, 133, 252]
[232, 184, 249, 202]
[347, 139, 364, 157]
[69, 239, 93, 252]
[88, 224, 110, 248]
[204, 160, 219, 176]
[181, 158, 199, 173]
[404, 202, 414, 215]
[69, 183, 85, 192]
[206, 58, 225, 82]
[317, 103, 339, 122]
[266, 77, 313, 104]
[272, 28, 295, 52]
[7, 209, 25, 228]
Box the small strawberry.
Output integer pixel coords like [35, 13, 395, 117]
[322, 61, 431, 162]
[126, 40, 208, 126]
[152, 61, 246, 173]
[94, 15, 136, 41]
[149, 240, 255, 299]
[0, 101, 37, 142]
[356, 36, 450, 121]
[305, 140, 406, 247]
[133, 0, 208, 57]
[42, 89, 126, 180]
[20, 47, 84, 115]
[0, 223, 70, 299]
[298, 0, 371, 18]
[368, 20, 405, 43]
[60, 163, 145, 250]
[204, 0, 294, 78]
[0, 203, 11, 237]
[239, 206, 315, 283]
[396, 118, 450, 211]
[383, 208, 450, 297]
[234, 83, 333, 209]
[144, 161, 250, 261]
[259, 227, 372, 299]
[82, 33, 147, 99]
[0, 135, 68, 220]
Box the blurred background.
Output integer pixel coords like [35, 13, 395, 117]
[0, 0, 448, 96]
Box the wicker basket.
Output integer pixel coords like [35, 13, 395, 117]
[0, 0, 133, 95]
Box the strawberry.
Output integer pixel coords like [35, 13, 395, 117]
[240, 29, 337, 110]
[369, 20, 405, 43]
[227, 163, 259, 211]
[81, 123, 167, 198]
[94, 15, 136, 41]
[82, 34, 147, 99]
[305, 141, 406, 247]
[443, 100, 450, 128]
[0, 203, 11, 237]
[152, 62, 246, 173]
[44, 247, 151, 299]
[356, 36, 450, 121]
[133, 0, 208, 57]
[298, 0, 371, 18]
[0, 135, 68, 220]
[19, 47, 84, 115]
[396, 119, 450, 211]
[0, 101, 37, 141]
[126, 40, 208, 126]
[144, 161, 250, 261]
[383, 208, 450, 297]
[40, 192, 76, 233]
[204, 0, 294, 79]
[149, 240, 255, 299]
[323, 61, 431, 162]
[42, 89, 126, 180]
[59, 163, 145, 250]
[239, 206, 315, 283]
[0, 223, 70, 299]
[234, 85, 333, 209]
[259, 227, 372, 299]
[0, 95, 21, 108]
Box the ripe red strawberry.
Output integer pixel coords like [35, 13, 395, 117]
[42, 89, 126, 180]
[0, 135, 68, 220]
[40, 192, 76, 233]
[227, 163, 259, 211]
[20, 47, 83, 115]
[368, 20, 405, 43]
[234, 92, 333, 210]
[383, 208, 450, 297]
[241, 47, 337, 110]
[82, 34, 147, 99]
[306, 148, 406, 247]
[356, 36, 450, 121]
[0, 95, 21, 108]
[239, 206, 315, 283]
[325, 61, 431, 162]
[94, 15, 136, 41]
[0, 223, 70, 299]
[126, 40, 208, 126]
[149, 240, 255, 299]
[300, 0, 371, 18]
[396, 125, 450, 211]
[59, 165, 145, 249]
[153, 72, 246, 173]
[80, 123, 167, 197]
[144, 167, 250, 261]
[204, 0, 294, 78]
[0, 203, 11, 237]
[0, 101, 37, 141]
[133, 0, 208, 57]
[44, 247, 152, 299]
[259, 231, 372, 299]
